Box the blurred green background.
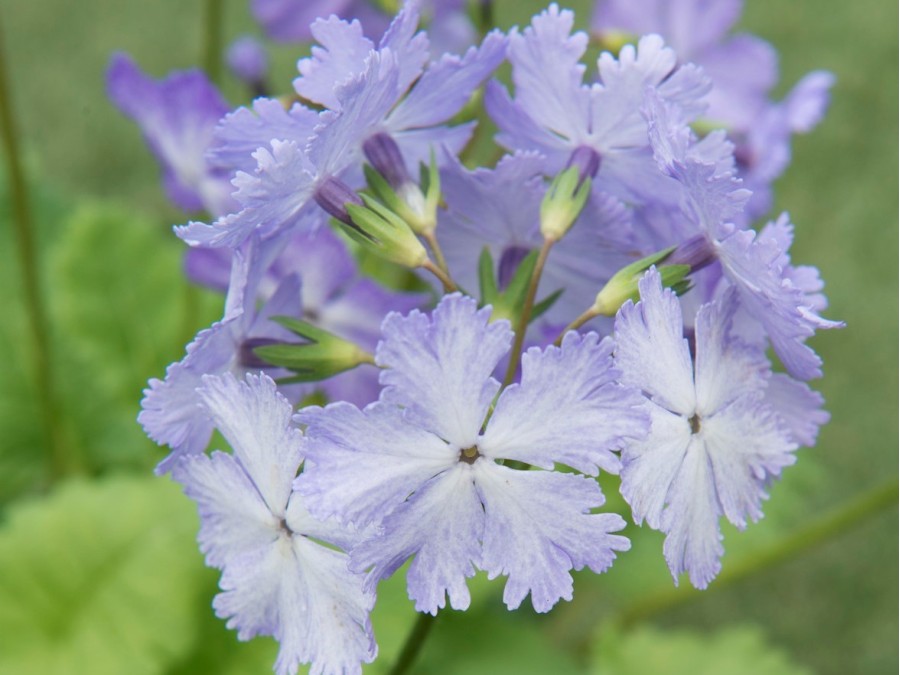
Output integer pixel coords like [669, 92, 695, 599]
[0, 0, 896, 673]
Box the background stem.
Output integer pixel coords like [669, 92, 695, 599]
[388, 612, 438, 675]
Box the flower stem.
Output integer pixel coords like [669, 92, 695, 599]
[422, 258, 458, 293]
[547, 479, 899, 651]
[388, 612, 439, 675]
[553, 307, 599, 346]
[422, 231, 449, 276]
[502, 238, 553, 387]
[0, 12, 80, 479]
[202, 0, 224, 84]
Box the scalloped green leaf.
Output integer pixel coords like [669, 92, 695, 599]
[0, 476, 210, 675]
[592, 624, 811, 675]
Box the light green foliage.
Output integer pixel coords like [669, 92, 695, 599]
[592, 625, 810, 675]
[0, 476, 209, 675]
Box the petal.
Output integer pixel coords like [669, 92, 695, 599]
[388, 30, 507, 129]
[620, 403, 692, 530]
[296, 402, 457, 527]
[213, 534, 375, 675]
[208, 98, 319, 175]
[475, 462, 629, 612]
[350, 465, 483, 614]
[173, 450, 278, 569]
[294, 16, 374, 109]
[614, 268, 696, 415]
[702, 396, 797, 530]
[507, 6, 591, 141]
[693, 292, 770, 418]
[481, 332, 647, 476]
[765, 373, 829, 447]
[198, 372, 302, 516]
[376, 294, 512, 448]
[660, 435, 723, 589]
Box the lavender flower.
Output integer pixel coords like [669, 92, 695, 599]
[173, 372, 376, 675]
[296, 294, 647, 614]
[140, 236, 300, 473]
[592, 0, 834, 218]
[614, 268, 826, 588]
[485, 3, 710, 203]
[106, 53, 235, 215]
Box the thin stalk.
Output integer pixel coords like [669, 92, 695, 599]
[548, 480, 899, 651]
[388, 612, 438, 675]
[422, 231, 449, 276]
[202, 0, 224, 84]
[502, 238, 553, 387]
[553, 307, 599, 346]
[0, 12, 79, 478]
[421, 258, 457, 293]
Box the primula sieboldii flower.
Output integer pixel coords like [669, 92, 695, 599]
[437, 151, 635, 329]
[106, 53, 235, 216]
[180, 3, 505, 250]
[140, 236, 301, 473]
[592, 0, 834, 218]
[296, 294, 648, 614]
[614, 268, 826, 589]
[644, 90, 843, 380]
[485, 3, 709, 204]
[172, 372, 376, 675]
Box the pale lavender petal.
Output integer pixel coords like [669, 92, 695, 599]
[208, 99, 319, 176]
[481, 332, 647, 476]
[614, 268, 696, 415]
[251, 0, 354, 42]
[184, 246, 232, 292]
[376, 0, 430, 95]
[107, 53, 231, 213]
[392, 122, 477, 172]
[294, 16, 375, 109]
[486, 80, 571, 163]
[213, 534, 375, 675]
[350, 464, 483, 614]
[660, 435, 724, 588]
[376, 294, 513, 448]
[693, 291, 769, 417]
[620, 403, 692, 529]
[173, 451, 278, 569]
[702, 34, 777, 128]
[702, 397, 797, 530]
[766, 373, 829, 447]
[296, 402, 456, 526]
[506, 5, 591, 142]
[784, 70, 835, 133]
[197, 373, 302, 516]
[388, 30, 506, 129]
[475, 462, 629, 612]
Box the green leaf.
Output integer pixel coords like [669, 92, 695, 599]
[45, 202, 221, 472]
[592, 624, 811, 675]
[0, 476, 211, 675]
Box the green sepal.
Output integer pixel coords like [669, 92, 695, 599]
[592, 246, 692, 316]
[476, 249, 562, 325]
[252, 316, 373, 382]
[345, 197, 428, 268]
[540, 166, 593, 241]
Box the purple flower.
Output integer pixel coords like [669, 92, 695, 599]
[140, 236, 300, 473]
[226, 35, 269, 87]
[437, 152, 635, 329]
[296, 294, 647, 614]
[486, 4, 709, 204]
[106, 53, 235, 215]
[172, 372, 376, 675]
[645, 90, 842, 380]
[614, 268, 825, 588]
[592, 0, 833, 218]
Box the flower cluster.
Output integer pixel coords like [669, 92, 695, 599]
[112, 1, 840, 673]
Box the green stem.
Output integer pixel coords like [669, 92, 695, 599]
[502, 238, 553, 387]
[553, 307, 599, 346]
[388, 612, 439, 675]
[202, 0, 224, 84]
[0, 12, 79, 479]
[549, 480, 899, 651]
[423, 231, 450, 276]
[422, 258, 458, 293]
